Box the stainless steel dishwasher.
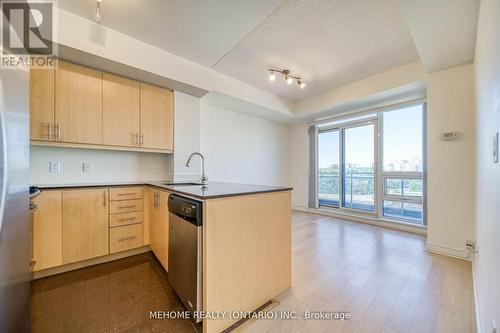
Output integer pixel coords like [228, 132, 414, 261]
[168, 194, 203, 322]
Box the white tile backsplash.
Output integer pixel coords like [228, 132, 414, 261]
[30, 146, 173, 185]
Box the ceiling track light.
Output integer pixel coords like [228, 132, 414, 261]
[268, 68, 305, 89]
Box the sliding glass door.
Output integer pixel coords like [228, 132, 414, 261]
[342, 123, 375, 212]
[316, 102, 426, 225]
[318, 130, 340, 207]
[318, 117, 377, 214]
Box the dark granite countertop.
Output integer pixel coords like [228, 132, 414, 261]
[33, 181, 292, 200]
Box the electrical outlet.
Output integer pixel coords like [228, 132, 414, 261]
[465, 240, 475, 252]
[83, 161, 93, 173]
[49, 161, 61, 173]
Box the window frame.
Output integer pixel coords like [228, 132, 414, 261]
[314, 99, 427, 226]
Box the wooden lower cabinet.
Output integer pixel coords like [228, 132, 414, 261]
[62, 188, 109, 264]
[32, 190, 62, 271]
[149, 189, 169, 271]
[32, 185, 169, 272]
[109, 223, 143, 254]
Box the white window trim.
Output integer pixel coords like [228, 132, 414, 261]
[315, 99, 427, 226]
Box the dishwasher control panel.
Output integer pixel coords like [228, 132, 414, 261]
[168, 194, 202, 226]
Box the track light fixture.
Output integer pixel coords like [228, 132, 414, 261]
[268, 69, 305, 89]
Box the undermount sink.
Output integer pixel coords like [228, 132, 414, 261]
[162, 182, 203, 186]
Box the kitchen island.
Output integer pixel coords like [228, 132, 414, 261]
[151, 181, 293, 333]
[33, 181, 292, 333]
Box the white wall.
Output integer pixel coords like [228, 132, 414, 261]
[200, 104, 290, 187]
[289, 63, 476, 259]
[426, 64, 475, 258]
[172, 91, 201, 180]
[288, 123, 309, 207]
[473, 0, 500, 331]
[30, 146, 172, 185]
[294, 61, 426, 119]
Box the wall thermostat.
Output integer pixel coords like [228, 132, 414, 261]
[440, 131, 459, 141]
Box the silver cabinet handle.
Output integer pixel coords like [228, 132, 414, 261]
[118, 236, 136, 242]
[117, 193, 135, 196]
[47, 122, 52, 140]
[55, 123, 61, 141]
[118, 217, 136, 222]
[118, 205, 136, 209]
[134, 133, 139, 146]
[140, 134, 144, 146]
[103, 190, 107, 207]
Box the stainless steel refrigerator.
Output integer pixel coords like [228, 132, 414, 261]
[0, 65, 31, 332]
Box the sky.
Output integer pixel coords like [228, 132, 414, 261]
[318, 105, 423, 169]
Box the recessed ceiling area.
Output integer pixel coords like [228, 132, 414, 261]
[214, 0, 420, 101]
[58, 0, 284, 67]
[58, 0, 479, 105]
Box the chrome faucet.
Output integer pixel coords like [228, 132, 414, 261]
[186, 152, 208, 185]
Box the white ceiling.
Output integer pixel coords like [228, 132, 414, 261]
[58, 0, 283, 67]
[214, 0, 420, 101]
[399, 0, 479, 73]
[59, 0, 478, 104]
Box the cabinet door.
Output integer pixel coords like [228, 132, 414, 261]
[62, 188, 109, 264]
[149, 190, 160, 257]
[32, 190, 62, 271]
[140, 83, 173, 150]
[157, 190, 170, 270]
[103, 73, 140, 147]
[142, 187, 152, 245]
[30, 67, 55, 141]
[55, 61, 103, 144]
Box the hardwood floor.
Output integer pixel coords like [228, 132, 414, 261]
[31, 211, 475, 333]
[240, 211, 475, 333]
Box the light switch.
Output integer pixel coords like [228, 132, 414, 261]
[83, 161, 93, 173]
[49, 161, 61, 173]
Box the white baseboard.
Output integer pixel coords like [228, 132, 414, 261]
[292, 205, 427, 235]
[472, 257, 482, 333]
[425, 242, 470, 260]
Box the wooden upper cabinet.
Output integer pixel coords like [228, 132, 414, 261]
[55, 61, 103, 144]
[140, 83, 173, 151]
[32, 190, 62, 271]
[62, 188, 109, 264]
[30, 60, 174, 152]
[30, 67, 55, 141]
[103, 73, 140, 147]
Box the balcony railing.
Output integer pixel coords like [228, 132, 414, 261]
[318, 171, 375, 210]
[318, 171, 423, 222]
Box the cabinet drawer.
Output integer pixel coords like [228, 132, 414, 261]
[109, 211, 142, 227]
[109, 199, 143, 214]
[109, 187, 143, 201]
[109, 223, 143, 253]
